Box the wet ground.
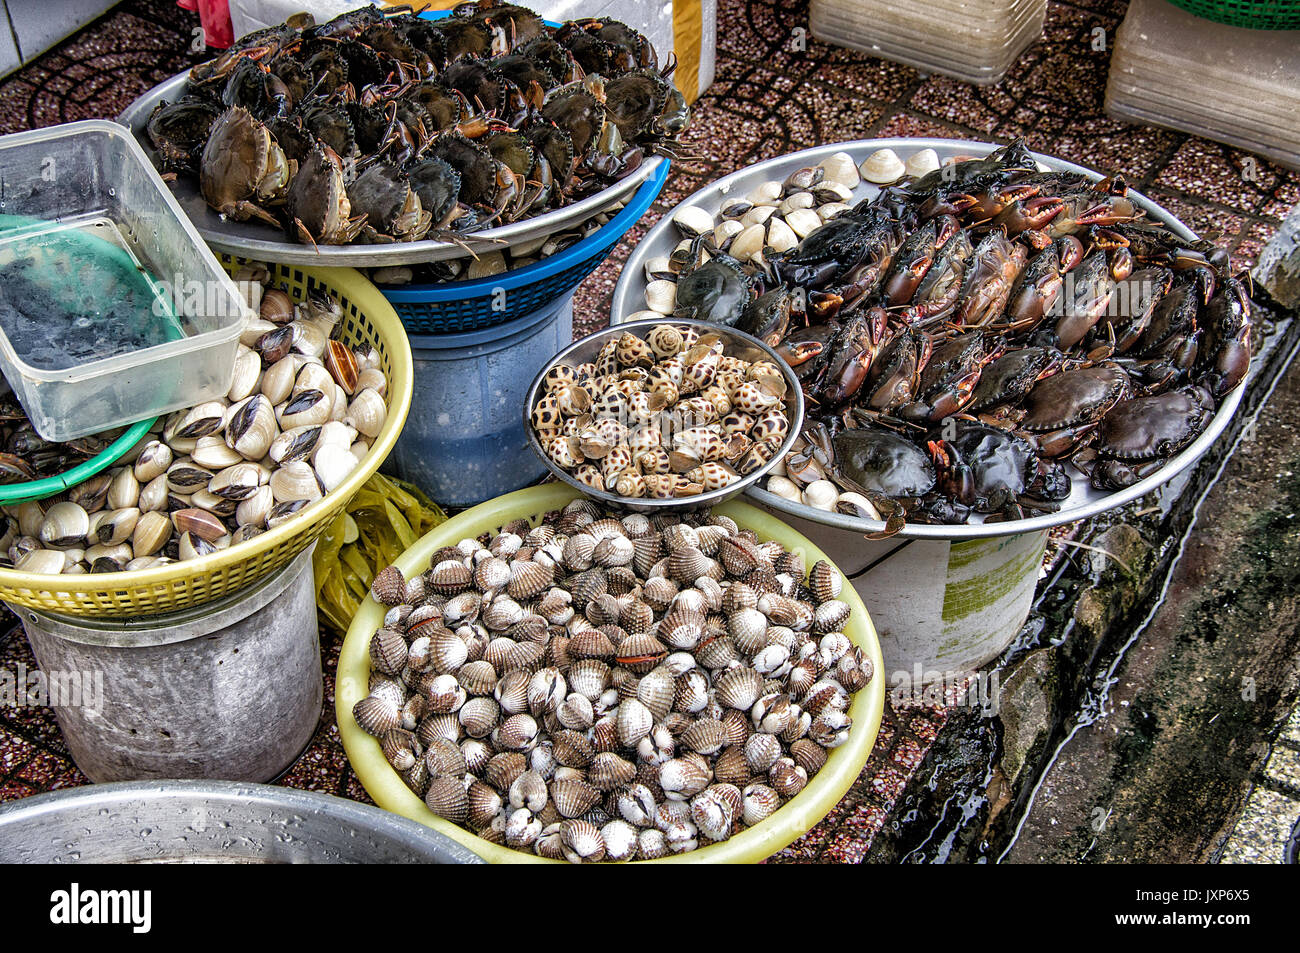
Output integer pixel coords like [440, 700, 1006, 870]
[1009, 339, 1300, 863]
[0, 0, 1298, 863]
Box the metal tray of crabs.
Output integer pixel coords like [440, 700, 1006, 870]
[610, 138, 1252, 539]
[116, 3, 680, 267]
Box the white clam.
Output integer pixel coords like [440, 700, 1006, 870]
[644, 280, 677, 315]
[314, 442, 359, 492]
[859, 148, 905, 185]
[784, 207, 823, 239]
[904, 148, 941, 179]
[802, 479, 839, 511]
[820, 151, 861, 189]
[766, 217, 797, 254]
[766, 475, 803, 502]
[748, 180, 782, 205]
[728, 223, 767, 263]
[836, 491, 881, 520]
[672, 205, 714, 238]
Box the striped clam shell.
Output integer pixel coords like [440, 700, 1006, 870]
[368, 628, 408, 676]
[614, 632, 667, 674]
[370, 564, 406, 606]
[551, 779, 601, 819]
[560, 818, 606, 863]
[742, 782, 781, 826]
[588, 752, 637, 791]
[680, 718, 727, 756]
[425, 777, 470, 823]
[484, 751, 527, 791]
[635, 667, 676, 720]
[428, 559, 473, 595]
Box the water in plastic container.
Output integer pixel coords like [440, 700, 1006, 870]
[0, 214, 183, 372]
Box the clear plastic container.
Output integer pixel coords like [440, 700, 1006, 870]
[0, 120, 246, 441]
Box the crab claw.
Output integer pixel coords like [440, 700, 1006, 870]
[996, 196, 1064, 235]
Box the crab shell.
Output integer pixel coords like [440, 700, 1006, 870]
[1095, 388, 1214, 462]
[199, 106, 293, 227]
[286, 141, 365, 245]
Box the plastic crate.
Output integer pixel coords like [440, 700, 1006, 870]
[377, 158, 670, 334]
[1166, 0, 1300, 29]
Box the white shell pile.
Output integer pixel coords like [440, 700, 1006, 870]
[628, 148, 934, 317]
[0, 270, 389, 575]
[353, 498, 873, 862]
[529, 324, 792, 499]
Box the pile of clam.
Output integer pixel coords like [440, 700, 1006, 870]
[353, 498, 871, 862]
[0, 274, 388, 575]
[628, 148, 937, 314]
[530, 324, 792, 499]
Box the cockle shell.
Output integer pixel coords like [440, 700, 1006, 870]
[425, 777, 470, 823]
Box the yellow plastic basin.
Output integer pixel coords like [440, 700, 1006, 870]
[338, 483, 885, 863]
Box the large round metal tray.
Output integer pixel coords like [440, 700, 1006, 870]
[611, 137, 1247, 539]
[117, 71, 661, 267]
[0, 780, 485, 863]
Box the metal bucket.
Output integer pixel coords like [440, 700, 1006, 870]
[385, 296, 574, 507]
[8, 545, 322, 783]
[754, 503, 1045, 683]
[0, 780, 485, 863]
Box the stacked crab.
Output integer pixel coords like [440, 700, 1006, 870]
[632, 141, 1254, 533]
[144, 1, 688, 245]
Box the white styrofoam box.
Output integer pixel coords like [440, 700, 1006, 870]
[5, 0, 117, 63]
[228, 0, 715, 100]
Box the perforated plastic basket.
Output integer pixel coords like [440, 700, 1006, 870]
[0, 260, 412, 618]
[378, 159, 670, 333]
[1166, 0, 1300, 28]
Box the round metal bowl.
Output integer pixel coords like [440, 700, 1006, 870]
[116, 71, 661, 268]
[0, 780, 485, 863]
[523, 318, 806, 512]
[610, 137, 1247, 539]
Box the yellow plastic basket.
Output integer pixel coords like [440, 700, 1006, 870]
[0, 258, 413, 617]
[337, 484, 886, 864]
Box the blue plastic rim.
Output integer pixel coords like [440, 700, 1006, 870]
[379, 158, 670, 334]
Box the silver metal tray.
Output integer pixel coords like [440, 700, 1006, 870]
[611, 137, 1246, 539]
[0, 780, 485, 863]
[117, 72, 661, 267]
[524, 318, 805, 513]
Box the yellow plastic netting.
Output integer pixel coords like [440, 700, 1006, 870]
[314, 473, 447, 634]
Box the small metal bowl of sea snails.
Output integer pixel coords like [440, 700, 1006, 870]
[524, 319, 805, 513]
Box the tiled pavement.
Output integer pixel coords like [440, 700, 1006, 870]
[0, 0, 1297, 862]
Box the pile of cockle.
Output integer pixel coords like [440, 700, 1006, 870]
[146, 1, 687, 245]
[640, 139, 1254, 534]
[0, 270, 388, 575]
[530, 323, 793, 499]
[353, 497, 871, 861]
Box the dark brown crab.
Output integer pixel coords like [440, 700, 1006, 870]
[348, 162, 432, 243]
[1081, 386, 1215, 489]
[146, 98, 221, 174]
[199, 106, 294, 227]
[928, 419, 1072, 520]
[285, 141, 366, 245]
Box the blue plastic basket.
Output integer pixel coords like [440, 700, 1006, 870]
[377, 158, 669, 333]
